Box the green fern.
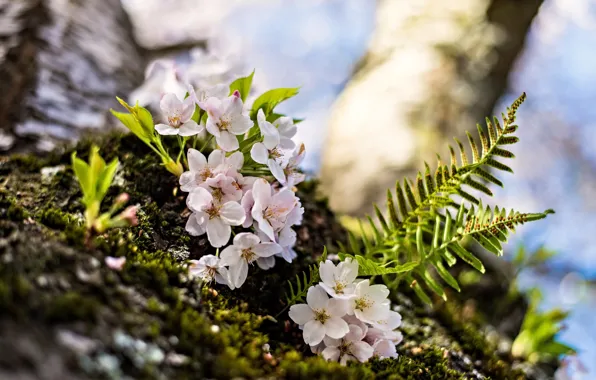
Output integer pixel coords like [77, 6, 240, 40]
[338, 93, 555, 304]
[283, 247, 328, 307]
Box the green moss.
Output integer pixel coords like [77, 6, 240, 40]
[0, 132, 554, 379]
[45, 291, 100, 323]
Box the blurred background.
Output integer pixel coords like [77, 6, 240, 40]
[1, 0, 595, 377]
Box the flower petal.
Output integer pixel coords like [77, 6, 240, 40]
[206, 119, 221, 137]
[256, 256, 275, 270]
[186, 187, 213, 212]
[155, 123, 179, 135]
[368, 284, 390, 302]
[220, 245, 242, 267]
[289, 304, 314, 325]
[226, 151, 244, 171]
[178, 120, 204, 136]
[352, 341, 374, 362]
[206, 218, 231, 248]
[339, 258, 359, 284]
[185, 212, 206, 236]
[187, 148, 207, 172]
[160, 93, 183, 115]
[255, 243, 282, 257]
[319, 260, 336, 287]
[345, 324, 364, 342]
[327, 298, 348, 318]
[250, 143, 269, 165]
[252, 179, 272, 206]
[307, 285, 329, 310]
[324, 316, 349, 339]
[233, 232, 260, 249]
[216, 131, 239, 152]
[228, 261, 248, 288]
[219, 202, 246, 225]
[303, 320, 325, 345]
[321, 347, 340, 362]
[268, 159, 286, 184]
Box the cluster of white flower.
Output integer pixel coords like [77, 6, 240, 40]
[289, 259, 402, 365]
[154, 84, 305, 289]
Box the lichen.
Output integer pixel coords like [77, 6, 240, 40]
[0, 133, 555, 379]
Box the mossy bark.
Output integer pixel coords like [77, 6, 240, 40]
[0, 134, 555, 379]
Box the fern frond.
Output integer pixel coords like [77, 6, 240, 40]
[283, 247, 328, 306]
[339, 93, 555, 304]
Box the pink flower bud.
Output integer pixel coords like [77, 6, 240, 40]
[119, 206, 138, 226]
[232, 89, 241, 98]
[105, 256, 126, 271]
[115, 193, 129, 205]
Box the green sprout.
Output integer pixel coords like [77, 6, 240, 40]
[512, 288, 576, 363]
[71, 146, 138, 234]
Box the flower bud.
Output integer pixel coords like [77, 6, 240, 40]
[115, 193, 129, 205]
[119, 206, 138, 227]
[232, 89, 241, 98]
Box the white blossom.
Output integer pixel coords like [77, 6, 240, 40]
[281, 143, 306, 187]
[250, 109, 285, 182]
[155, 93, 203, 136]
[347, 279, 390, 323]
[185, 187, 245, 247]
[220, 233, 281, 288]
[319, 258, 358, 299]
[192, 83, 229, 106]
[188, 255, 232, 289]
[179, 149, 225, 192]
[203, 91, 253, 151]
[289, 285, 349, 346]
[372, 339, 398, 359]
[321, 324, 374, 365]
[251, 179, 298, 241]
[273, 115, 297, 150]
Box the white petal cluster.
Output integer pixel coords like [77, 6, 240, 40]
[289, 259, 402, 365]
[165, 81, 305, 290]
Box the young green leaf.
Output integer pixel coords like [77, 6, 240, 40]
[251, 87, 300, 117]
[229, 70, 255, 102]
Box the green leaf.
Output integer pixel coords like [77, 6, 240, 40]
[136, 104, 155, 140]
[229, 70, 254, 102]
[96, 158, 119, 201]
[410, 278, 433, 306]
[110, 109, 151, 145]
[433, 260, 460, 291]
[251, 87, 300, 118]
[71, 152, 91, 201]
[341, 254, 418, 276]
[448, 244, 485, 273]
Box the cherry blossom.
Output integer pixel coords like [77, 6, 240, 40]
[188, 255, 232, 289]
[185, 187, 245, 247]
[155, 93, 203, 136]
[284, 143, 307, 187]
[289, 285, 349, 346]
[220, 233, 282, 288]
[105, 256, 126, 271]
[372, 339, 398, 359]
[204, 173, 242, 204]
[347, 279, 391, 324]
[319, 258, 358, 299]
[192, 83, 229, 107]
[251, 179, 298, 241]
[321, 324, 374, 365]
[203, 91, 253, 151]
[273, 115, 297, 150]
[179, 149, 225, 192]
[251, 110, 285, 182]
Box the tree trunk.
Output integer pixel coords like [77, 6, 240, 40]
[320, 0, 543, 216]
[0, 0, 145, 154]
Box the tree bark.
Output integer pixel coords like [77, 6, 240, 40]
[0, 0, 145, 154]
[320, 0, 543, 216]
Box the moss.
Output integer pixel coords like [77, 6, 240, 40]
[0, 132, 555, 379]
